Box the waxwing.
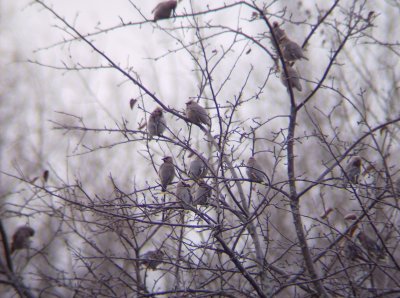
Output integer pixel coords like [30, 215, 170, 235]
[152, 1, 177, 22]
[272, 22, 287, 48]
[280, 36, 308, 62]
[194, 180, 212, 205]
[343, 240, 366, 262]
[280, 64, 302, 92]
[141, 249, 164, 269]
[394, 177, 400, 196]
[159, 156, 175, 192]
[342, 157, 362, 186]
[185, 100, 211, 126]
[11, 226, 35, 253]
[147, 107, 166, 139]
[246, 156, 265, 183]
[357, 232, 385, 259]
[176, 181, 193, 207]
[188, 156, 208, 180]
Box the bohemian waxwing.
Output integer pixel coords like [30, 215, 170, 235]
[194, 180, 212, 205]
[342, 157, 362, 186]
[147, 107, 166, 139]
[246, 156, 265, 183]
[280, 64, 302, 92]
[159, 156, 175, 192]
[188, 156, 208, 180]
[11, 226, 35, 253]
[185, 100, 211, 126]
[141, 249, 164, 269]
[152, 1, 177, 22]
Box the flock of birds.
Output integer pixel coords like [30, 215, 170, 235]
[7, 1, 386, 273]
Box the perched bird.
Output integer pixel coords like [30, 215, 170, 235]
[394, 177, 400, 197]
[185, 100, 211, 127]
[246, 156, 265, 183]
[342, 156, 362, 186]
[280, 36, 308, 62]
[175, 181, 193, 207]
[357, 232, 385, 259]
[152, 0, 177, 22]
[188, 156, 208, 180]
[343, 240, 367, 262]
[159, 156, 176, 192]
[147, 107, 166, 139]
[280, 64, 302, 92]
[11, 226, 35, 254]
[194, 180, 212, 205]
[141, 249, 164, 269]
[272, 22, 287, 48]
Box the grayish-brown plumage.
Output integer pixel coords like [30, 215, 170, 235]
[342, 157, 362, 186]
[272, 22, 287, 48]
[280, 36, 308, 62]
[344, 240, 366, 262]
[141, 249, 164, 269]
[188, 156, 208, 180]
[11, 226, 35, 254]
[246, 156, 265, 183]
[280, 64, 302, 92]
[185, 100, 211, 126]
[159, 156, 175, 192]
[147, 107, 166, 139]
[176, 181, 193, 207]
[394, 177, 400, 196]
[152, 1, 177, 22]
[194, 180, 212, 205]
[357, 232, 385, 259]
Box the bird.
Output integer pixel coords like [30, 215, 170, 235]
[152, 1, 177, 22]
[394, 177, 400, 197]
[272, 22, 287, 48]
[185, 100, 211, 127]
[147, 107, 166, 139]
[175, 181, 193, 207]
[159, 156, 175, 192]
[246, 156, 265, 183]
[280, 64, 302, 92]
[357, 232, 385, 259]
[194, 180, 212, 206]
[342, 156, 362, 186]
[11, 226, 35, 254]
[343, 240, 367, 262]
[141, 249, 164, 269]
[188, 155, 208, 180]
[280, 36, 308, 62]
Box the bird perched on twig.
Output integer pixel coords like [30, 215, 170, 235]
[11, 226, 35, 254]
[280, 64, 302, 92]
[280, 36, 308, 62]
[357, 231, 385, 260]
[343, 239, 367, 262]
[185, 100, 211, 127]
[141, 249, 164, 269]
[188, 155, 208, 180]
[342, 156, 362, 186]
[176, 181, 193, 208]
[152, 1, 177, 22]
[246, 156, 266, 183]
[271, 22, 287, 48]
[147, 107, 166, 139]
[194, 180, 212, 206]
[159, 156, 175, 192]
[394, 177, 400, 197]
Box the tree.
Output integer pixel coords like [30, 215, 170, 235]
[1, 0, 400, 297]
